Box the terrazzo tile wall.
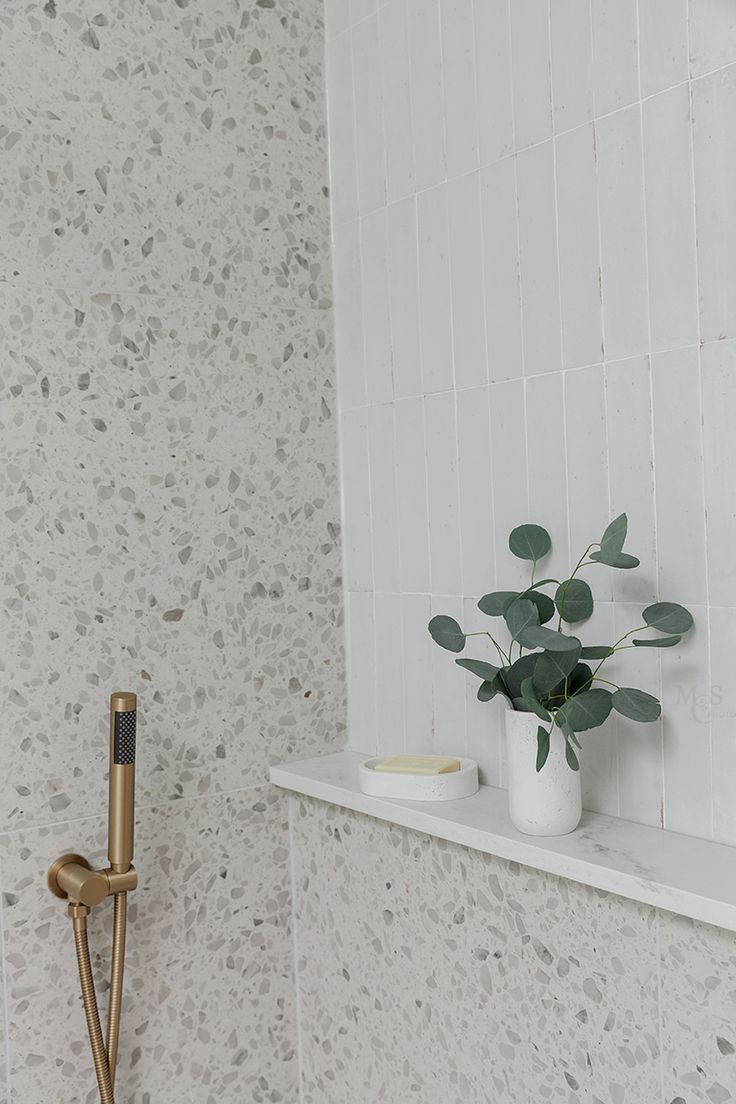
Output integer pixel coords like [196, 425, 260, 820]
[0, 1, 343, 1101]
[292, 794, 736, 1104]
[328, 0, 736, 845]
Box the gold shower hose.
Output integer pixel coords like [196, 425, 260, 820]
[71, 891, 128, 1104]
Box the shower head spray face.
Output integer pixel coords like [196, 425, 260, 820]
[108, 692, 137, 873]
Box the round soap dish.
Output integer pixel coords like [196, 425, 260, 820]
[359, 757, 479, 801]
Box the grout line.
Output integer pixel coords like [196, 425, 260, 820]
[635, 0, 665, 831]
[337, 339, 705, 414]
[1, 777, 281, 838]
[287, 796, 306, 1104]
[685, 2, 715, 840]
[330, 56, 736, 232]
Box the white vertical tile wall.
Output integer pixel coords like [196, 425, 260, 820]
[329, 0, 736, 846]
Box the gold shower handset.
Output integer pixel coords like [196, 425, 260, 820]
[47, 692, 139, 1104]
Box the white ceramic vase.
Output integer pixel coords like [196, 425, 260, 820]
[505, 709, 582, 836]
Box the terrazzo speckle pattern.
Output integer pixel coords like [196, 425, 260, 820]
[0, 0, 330, 307]
[291, 795, 662, 1104]
[660, 912, 736, 1103]
[1, 785, 296, 1104]
[1, 285, 344, 828]
[1, 0, 339, 1097]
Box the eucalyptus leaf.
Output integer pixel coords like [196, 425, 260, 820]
[567, 663, 593, 696]
[599, 513, 627, 559]
[478, 591, 518, 617]
[580, 645, 614, 659]
[523, 626, 581, 652]
[501, 654, 539, 699]
[611, 687, 662, 722]
[589, 549, 640, 569]
[508, 524, 551, 562]
[632, 635, 682, 648]
[455, 658, 500, 681]
[533, 645, 582, 693]
[555, 578, 594, 623]
[478, 676, 504, 702]
[536, 726, 551, 772]
[523, 590, 556, 625]
[520, 677, 551, 721]
[556, 688, 613, 732]
[642, 602, 694, 635]
[504, 597, 540, 642]
[565, 740, 580, 771]
[428, 615, 466, 653]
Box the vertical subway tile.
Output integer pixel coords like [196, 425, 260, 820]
[333, 219, 365, 410]
[661, 604, 711, 837]
[378, 0, 415, 203]
[701, 339, 736, 608]
[525, 372, 570, 574]
[345, 591, 377, 753]
[425, 391, 463, 595]
[448, 171, 488, 391]
[693, 67, 736, 344]
[462, 598, 506, 786]
[352, 14, 386, 214]
[374, 592, 406, 755]
[407, 0, 446, 190]
[550, 0, 594, 132]
[325, 0, 351, 38]
[517, 140, 563, 376]
[489, 379, 529, 590]
[510, 0, 553, 149]
[709, 607, 736, 845]
[688, 0, 736, 76]
[555, 123, 604, 369]
[361, 207, 393, 404]
[605, 356, 658, 604]
[326, 30, 359, 225]
[456, 386, 494, 599]
[387, 196, 421, 399]
[402, 593, 434, 752]
[440, 0, 480, 179]
[340, 407, 373, 591]
[643, 84, 698, 352]
[394, 397, 431, 594]
[578, 601, 619, 816]
[367, 403, 400, 593]
[351, 0, 378, 23]
[417, 183, 453, 394]
[564, 365, 610, 584]
[612, 603, 664, 827]
[480, 157, 523, 382]
[473, 0, 514, 164]
[651, 347, 708, 605]
[597, 106, 649, 361]
[591, 0, 640, 116]
[638, 0, 688, 97]
[430, 594, 468, 757]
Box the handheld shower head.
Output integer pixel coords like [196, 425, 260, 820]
[108, 692, 137, 873]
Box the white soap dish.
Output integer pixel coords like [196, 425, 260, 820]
[359, 757, 479, 801]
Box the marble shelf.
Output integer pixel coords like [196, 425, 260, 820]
[271, 750, 736, 932]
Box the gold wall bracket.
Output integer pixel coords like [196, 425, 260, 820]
[48, 853, 137, 908]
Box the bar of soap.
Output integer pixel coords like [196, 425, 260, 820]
[372, 755, 461, 776]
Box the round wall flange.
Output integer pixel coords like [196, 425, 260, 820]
[47, 854, 91, 899]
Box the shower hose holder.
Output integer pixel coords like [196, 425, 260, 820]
[47, 691, 139, 1104]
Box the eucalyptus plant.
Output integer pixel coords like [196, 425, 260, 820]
[428, 515, 693, 773]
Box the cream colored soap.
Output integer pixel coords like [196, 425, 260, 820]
[372, 755, 461, 775]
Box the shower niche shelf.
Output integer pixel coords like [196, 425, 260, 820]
[271, 750, 736, 932]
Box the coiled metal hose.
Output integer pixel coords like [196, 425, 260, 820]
[106, 892, 127, 1081]
[72, 911, 115, 1104]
